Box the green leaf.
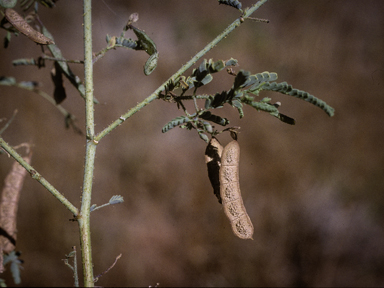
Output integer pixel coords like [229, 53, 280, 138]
[197, 129, 209, 143]
[261, 82, 335, 117]
[233, 70, 250, 90]
[244, 71, 278, 90]
[144, 52, 158, 76]
[201, 121, 213, 134]
[0, 0, 17, 9]
[10, 261, 21, 285]
[209, 59, 225, 72]
[13, 58, 38, 67]
[114, 36, 138, 50]
[66, 251, 76, 258]
[130, 25, 157, 55]
[90, 204, 97, 212]
[225, 58, 238, 67]
[122, 25, 158, 75]
[3, 251, 22, 285]
[200, 74, 213, 86]
[199, 111, 229, 126]
[162, 116, 190, 133]
[18, 81, 38, 89]
[205, 91, 228, 109]
[109, 195, 124, 205]
[231, 99, 244, 118]
[0, 76, 16, 85]
[218, 0, 242, 11]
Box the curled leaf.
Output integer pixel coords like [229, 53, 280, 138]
[144, 52, 158, 76]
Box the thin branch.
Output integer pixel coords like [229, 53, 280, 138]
[92, 44, 116, 64]
[0, 138, 79, 216]
[0, 110, 18, 135]
[93, 254, 122, 283]
[62, 246, 79, 287]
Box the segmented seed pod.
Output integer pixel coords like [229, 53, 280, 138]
[0, 154, 32, 253]
[220, 140, 254, 239]
[5, 8, 54, 45]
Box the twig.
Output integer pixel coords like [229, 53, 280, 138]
[0, 110, 18, 136]
[0, 138, 79, 216]
[42, 56, 84, 64]
[93, 254, 122, 283]
[62, 246, 79, 287]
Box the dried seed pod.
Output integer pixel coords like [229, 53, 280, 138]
[5, 8, 54, 45]
[220, 140, 254, 239]
[0, 154, 32, 254]
[205, 137, 224, 203]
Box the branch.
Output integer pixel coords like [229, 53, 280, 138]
[95, 0, 269, 141]
[0, 138, 79, 216]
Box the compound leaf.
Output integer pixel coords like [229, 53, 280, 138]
[218, 0, 242, 11]
[41, 26, 100, 103]
[0, 0, 17, 8]
[199, 111, 229, 126]
[0, 76, 16, 85]
[162, 116, 190, 133]
[261, 82, 335, 117]
[109, 195, 124, 205]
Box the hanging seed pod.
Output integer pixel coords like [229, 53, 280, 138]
[0, 153, 32, 254]
[5, 8, 54, 45]
[220, 140, 254, 239]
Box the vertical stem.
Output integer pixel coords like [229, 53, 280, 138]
[80, 0, 96, 286]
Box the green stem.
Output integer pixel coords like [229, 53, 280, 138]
[95, 0, 269, 141]
[0, 137, 79, 216]
[80, 0, 96, 286]
[73, 246, 79, 287]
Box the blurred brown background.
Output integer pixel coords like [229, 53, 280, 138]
[1, 0, 384, 286]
